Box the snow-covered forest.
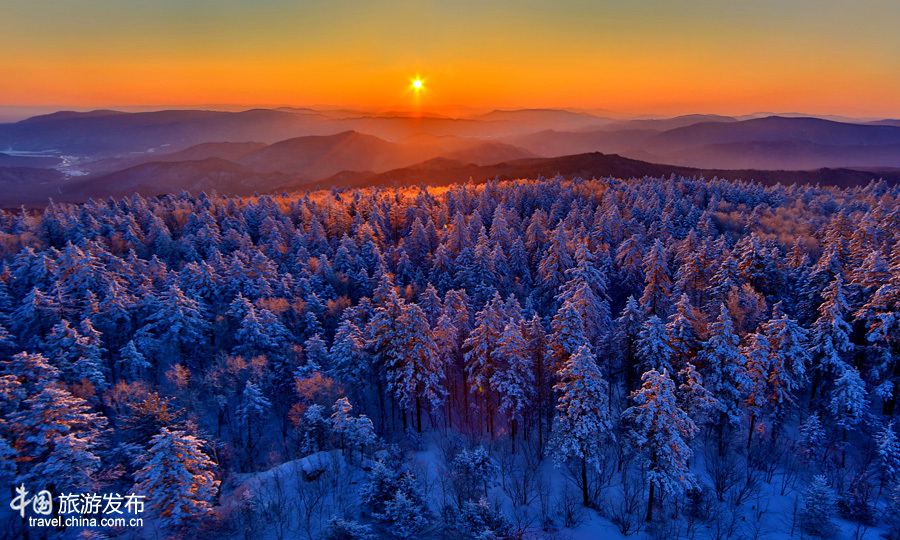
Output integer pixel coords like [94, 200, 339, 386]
[0, 176, 898, 539]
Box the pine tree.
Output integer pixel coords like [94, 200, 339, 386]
[11, 383, 107, 491]
[377, 491, 430, 539]
[237, 381, 271, 465]
[614, 295, 644, 391]
[829, 365, 868, 468]
[133, 428, 219, 530]
[829, 365, 868, 431]
[556, 244, 612, 349]
[623, 369, 698, 522]
[119, 339, 150, 381]
[537, 224, 573, 300]
[72, 318, 107, 389]
[299, 403, 330, 454]
[365, 464, 430, 538]
[549, 297, 590, 369]
[666, 293, 703, 366]
[698, 304, 748, 450]
[463, 293, 504, 434]
[742, 332, 772, 448]
[856, 282, 899, 411]
[233, 303, 291, 360]
[44, 319, 81, 376]
[640, 239, 672, 318]
[677, 362, 718, 425]
[813, 275, 853, 374]
[331, 397, 376, 456]
[760, 305, 810, 427]
[389, 302, 445, 432]
[636, 315, 673, 375]
[1, 352, 60, 392]
[492, 320, 534, 450]
[876, 421, 900, 491]
[457, 497, 512, 539]
[303, 333, 329, 373]
[329, 318, 370, 399]
[799, 475, 837, 538]
[551, 344, 613, 506]
[139, 284, 209, 365]
[799, 413, 826, 462]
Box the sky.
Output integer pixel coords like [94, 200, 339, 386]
[2, 0, 899, 118]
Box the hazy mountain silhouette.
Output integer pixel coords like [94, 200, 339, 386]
[509, 115, 900, 169]
[3, 107, 900, 206]
[308, 152, 900, 191]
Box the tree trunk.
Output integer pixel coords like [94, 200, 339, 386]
[581, 458, 590, 507]
[747, 412, 756, 450]
[717, 411, 728, 457]
[416, 395, 423, 433]
[511, 418, 517, 454]
[645, 481, 655, 522]
[841, 428, 847, 468]
[462, 370, 470, 430]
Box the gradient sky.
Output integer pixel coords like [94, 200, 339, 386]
[2, 0, 899, 117]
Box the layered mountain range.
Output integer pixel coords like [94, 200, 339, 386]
[1, 108, 899, 205]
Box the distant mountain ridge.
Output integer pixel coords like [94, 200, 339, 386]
[309, 152, 900, 192]
[2, 107, 900, 206]
[508, 115, 900, 170]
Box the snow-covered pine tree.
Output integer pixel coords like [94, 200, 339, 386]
[119, 339, 150, 381]
[555, 243, 612, 350]
[813, 275, 853, 377]
[549, 296, 590, 370]
[829, 364, 868, 467]
[741, 332, 772, 448]
[875, 421, 900, 492]
[614, 295, 644, 392]
[237, 381, 271, 466]
[551, 344, 613, 506]
[330, 397, 376, 457]
[463, 293, 504, 435]
[11, 383, 107, 492]
[677, 362, 719, 425]
[666, 293, 703, 367]
[759, 304, 810, 430]
[697, 304, 748, 453]
[390, 302, 445, 432]
[493, 319, 534, 451]
[329, 318, 370, 404]
[799, 475, 837, 538]
[636, 315, 673, 375]
[622, 368, 698, 522]
[639, 239, 672, 319]
[133, 427, 219, 530]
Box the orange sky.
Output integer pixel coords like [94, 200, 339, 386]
[2, 0, 899, 118]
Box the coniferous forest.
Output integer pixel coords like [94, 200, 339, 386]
[0, 176, 898, 539]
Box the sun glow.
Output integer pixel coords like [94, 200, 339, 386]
[410, 77, 424, 92]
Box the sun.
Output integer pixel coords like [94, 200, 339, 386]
[410, 76, 425, 92]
